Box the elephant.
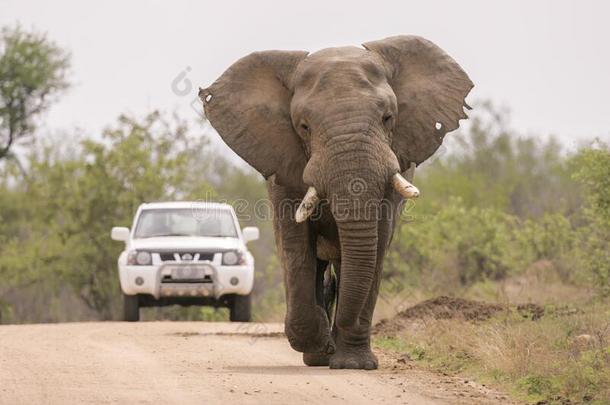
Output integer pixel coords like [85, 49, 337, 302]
[199, 35, 473, 370]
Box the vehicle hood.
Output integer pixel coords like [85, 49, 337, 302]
[129, 236, 243, 252]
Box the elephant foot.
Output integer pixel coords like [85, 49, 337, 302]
[285, 306, 335, 354]
[329, 345, 378, 370]
[303, 352, 331, 367]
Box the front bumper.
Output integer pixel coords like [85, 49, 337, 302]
[119, 262, 253, 299]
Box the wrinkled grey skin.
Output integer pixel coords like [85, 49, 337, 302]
[200, 36, 473, 369]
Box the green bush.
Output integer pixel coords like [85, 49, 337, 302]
[570, 144, 610, 296]
[385, 105, 608, 296]
[387, 197, 524, 287]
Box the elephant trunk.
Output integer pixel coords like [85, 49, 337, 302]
[335, 217, 379, 339]
[325, 143, 385, 340]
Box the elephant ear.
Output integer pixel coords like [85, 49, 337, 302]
[200, 50, 309, 187]
[363, 36, 473, 169]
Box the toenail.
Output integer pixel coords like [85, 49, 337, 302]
[364, 361, 376, 370]
[345, 359, 359, 368]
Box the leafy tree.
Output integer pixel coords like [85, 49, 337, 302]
[384, 103, 588, 291]
[419, 102, 580, 219]
[0, 112, 213, 319]
[570, 142, 610, 295]
[0, 25, 70, 160]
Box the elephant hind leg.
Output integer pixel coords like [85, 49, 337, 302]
[329, 260, 341, 340]
[314, 259, 338, 330]
[315, 259, 328, 308]
[323, 263, 337, 323]
[303, 261, 337, 367]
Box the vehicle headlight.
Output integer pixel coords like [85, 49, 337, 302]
[127, 251, 152, 265]
[222, 250, 243, 266]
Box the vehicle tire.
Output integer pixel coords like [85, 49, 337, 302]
[123, 293, 140, 322]
[230, 294, 251, 322]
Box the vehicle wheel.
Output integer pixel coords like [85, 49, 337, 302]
[123, 293, 140, 322]
[230, 294, 251, 322]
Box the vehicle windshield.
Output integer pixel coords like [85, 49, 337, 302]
[134, 208, 238, 238]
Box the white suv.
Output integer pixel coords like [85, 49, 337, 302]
[111, 201, 259, 322]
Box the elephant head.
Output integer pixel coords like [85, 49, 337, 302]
[200, 36, 472, 331]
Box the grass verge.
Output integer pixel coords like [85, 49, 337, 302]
[373, 302, 610, 404]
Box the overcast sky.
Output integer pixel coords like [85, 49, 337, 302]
[2, 0, 609, 152]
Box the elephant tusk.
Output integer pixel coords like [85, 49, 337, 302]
[295, 187, 319, 223]
[392, 173, 420, 199]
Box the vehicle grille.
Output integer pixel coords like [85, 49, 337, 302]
[158, 252, 215, 262]
[161, 274, 213, 283]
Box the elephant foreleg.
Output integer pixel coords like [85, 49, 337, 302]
[329, 218, 393, 370]
[270, 182, 335, 355]
[329, 263, 381, 370]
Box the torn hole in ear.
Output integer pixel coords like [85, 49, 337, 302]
[435, 122, 443, 130]
[205, 94, 213, 103]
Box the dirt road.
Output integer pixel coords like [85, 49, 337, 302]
[0, 322, 509, 404]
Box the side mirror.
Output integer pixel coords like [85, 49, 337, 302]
[111, 227, 130, 242]
[242, 226, 259, 243]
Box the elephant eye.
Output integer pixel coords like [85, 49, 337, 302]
[300, 123, 310, 133]
[383, 113, 393, 125]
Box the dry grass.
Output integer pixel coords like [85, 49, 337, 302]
[375, 306, 610, 404]
[464, 260, 597, 308]
[373, 266, 610, 404]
